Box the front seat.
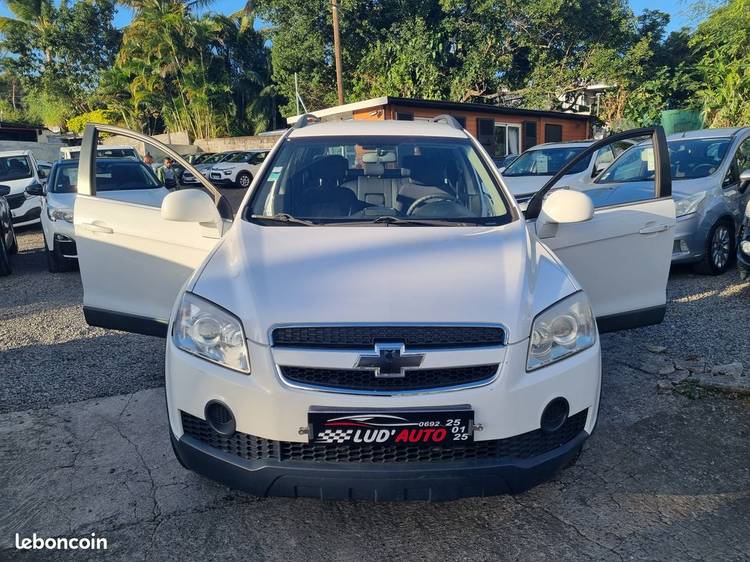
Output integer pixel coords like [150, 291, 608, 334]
[297, 155, 361, 217]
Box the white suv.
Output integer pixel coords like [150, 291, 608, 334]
[207, 150, 269, 188]
[72, 118, 675, 500]
[0, 149, 45, 226]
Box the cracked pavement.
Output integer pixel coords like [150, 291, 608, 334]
[2, 229, 750, 561]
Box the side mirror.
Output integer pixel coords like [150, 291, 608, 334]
[0, 185, 9, 197]
[536, 189, 594, 239]
[161, 189, 222, 238]
[497, 166, 506, 174]
[25, 182, 44, 197]
[739, 169, 750, 193]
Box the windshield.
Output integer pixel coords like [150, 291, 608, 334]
[0, 155, 32, 181]
[502, 146, 591, 177]
[49, 161, 161, 193]
[597, 138, 732, 183]
[245, 135, 511, 226]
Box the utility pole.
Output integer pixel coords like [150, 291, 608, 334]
[331, 0, 345, 105]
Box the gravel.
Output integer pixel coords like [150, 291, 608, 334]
[1, 225, 748, 414]
[0, 228, 164, 413]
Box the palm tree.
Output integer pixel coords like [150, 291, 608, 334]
[0, 0, 57, 64]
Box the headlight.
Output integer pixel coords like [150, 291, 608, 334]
[47, 205, 73, 223]
[223, 169, 232, 175]
[674, 192, 706, 217]
[527, 292, 596, 371]
[172, 292, 250, 373]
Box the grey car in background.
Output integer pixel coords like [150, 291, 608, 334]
[585, 127, 750, 274]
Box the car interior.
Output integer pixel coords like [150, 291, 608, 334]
[254, 140, 506, 221]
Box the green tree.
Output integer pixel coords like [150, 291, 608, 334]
[691, 0, 750, 127]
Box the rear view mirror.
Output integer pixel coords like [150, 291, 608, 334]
[536, 190, 594, 239]
[161, 189, 223, 237]
[0, 185, 9, 197]
[25, 182, 44, 196]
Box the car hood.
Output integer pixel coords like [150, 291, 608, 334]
[210, 163, 240, 172]
[1, 176, 35, 195]
[585, 178, 709, 207]
[190, 220, 578, 346]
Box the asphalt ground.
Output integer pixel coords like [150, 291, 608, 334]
[1, 215, 749, 560]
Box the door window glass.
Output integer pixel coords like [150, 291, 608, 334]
[0, 155, 32, 181]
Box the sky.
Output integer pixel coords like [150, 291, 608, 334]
[0, 0, 700, 33]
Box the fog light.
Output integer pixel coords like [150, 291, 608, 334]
[741, 240, 750, 256]
[205, 401, 235, 436]
[540, 398, 569, 433]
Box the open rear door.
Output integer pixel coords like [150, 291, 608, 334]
[525, 127, 675, 332]
[74, 124, 233, 336]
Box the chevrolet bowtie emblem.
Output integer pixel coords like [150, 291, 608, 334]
[355, 343, 424, 378]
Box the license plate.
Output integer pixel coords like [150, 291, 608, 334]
[308, 408, 474, 446]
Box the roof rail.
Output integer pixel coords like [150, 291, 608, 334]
[432, 114, 464, 130]
[293, 114, 321, 129]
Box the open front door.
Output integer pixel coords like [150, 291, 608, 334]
[74, 124, 233, 337]
[525, 128, 675, 332]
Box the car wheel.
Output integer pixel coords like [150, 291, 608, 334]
[236, 171, 252, 189]
[0, 231, 11, 276]
[694, 219, 734, 275]
[7, 223, 18, 254]
[45, 242, 62, 273]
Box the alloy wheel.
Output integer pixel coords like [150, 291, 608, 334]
[711, 224, 731, 271]
[239, 174, 251, 188]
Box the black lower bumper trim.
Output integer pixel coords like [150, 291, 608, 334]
[170, 428, 588, 501]
[596, 304, 666, 334]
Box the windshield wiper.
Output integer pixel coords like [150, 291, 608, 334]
[249, 213, 317, 226]
[339, 215, 477, 227]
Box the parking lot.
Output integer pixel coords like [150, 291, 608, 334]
[2, 220, 750, 560]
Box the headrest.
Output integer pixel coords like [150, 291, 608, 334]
[402, 155, 445, 187]
[363, 162, 384, 176]
[311, 155, 348, 180]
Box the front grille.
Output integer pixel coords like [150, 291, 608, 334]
[180, 409, 587, 464]
[281, 364, 498, 392]
[4, 193, 26, 210]
[271, 326, 505, 349]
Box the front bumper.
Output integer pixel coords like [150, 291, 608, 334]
[208, 174, 235, 185]
[671, 213, 705, 264]
[166, 335, 601, 499]
[171, 424, 588, 500]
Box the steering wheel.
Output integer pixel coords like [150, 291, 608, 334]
[690, 164, 715, 176]
[407, 194, 458, 215]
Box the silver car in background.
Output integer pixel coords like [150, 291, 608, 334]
[586, 127, 750, 274]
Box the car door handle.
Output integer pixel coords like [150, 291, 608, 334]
[639, 223, 671, 235]
[80, 221, 113, 234]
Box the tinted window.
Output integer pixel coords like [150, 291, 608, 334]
[503, 146, 590, 176]
[246, 136, 511, 225]
[49, 161, 161, 193]
[598, 138, 732, 183]
[0, 156, 32, 181]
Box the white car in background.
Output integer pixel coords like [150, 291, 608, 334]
[71, 119, 675, 500]
[60, 145, 140, 160]
[208, 150, 269, 188]
[39, 158, 169, 272]
[181, 151, 243, 185]
[0, 149, 45, 226]
[501, 140, 632, 206]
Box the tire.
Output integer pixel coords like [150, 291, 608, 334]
[7, 223, 18, 254]
[235, 171, 252, 189]
[693, 219, 735, 275]
[44, 242, 65, 273]
[0, 232, 11, 276]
